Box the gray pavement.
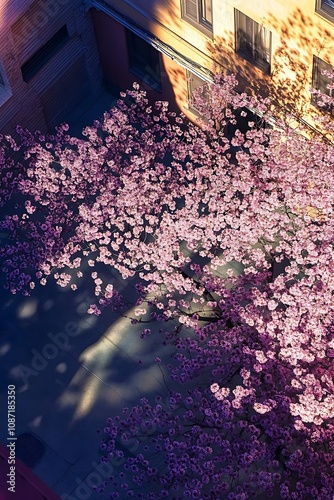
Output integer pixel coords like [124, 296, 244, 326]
[0, 263, 176, 499]
[66, 91, 120, 138]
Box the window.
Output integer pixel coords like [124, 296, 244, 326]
[0, 61, 12, 107]
[187, 71, 206, 101]
[181, 0, 213, 35]
[316, 0, 334, 21]
[312, 55, 333, 109]
[187, 70, 209, 114]
[126, 30, 162, 92]
[21, 25, 69, 82]
[235, 9, 271, 74]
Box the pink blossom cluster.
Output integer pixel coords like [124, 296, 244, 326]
[1, 74, 334, 497]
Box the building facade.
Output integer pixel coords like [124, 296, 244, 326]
[86, 0, 334, 128]
[1, 1, 333, 135]
[0, 0, 104, 135]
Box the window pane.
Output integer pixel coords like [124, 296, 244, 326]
[128, 35, 150, 69]
[188, 71, 205, 97]
[187, 70, 208, 114]
[235, 9, 271, 74]
[201, 0, 212, 25]
[254, 26, 271, 64]
[185, 0, 198, 20]
[313, 56, 332, 96]
[182, 0, 212, 32]
[21, 26, 69, 82]
[318, 0, 334, 19]
[127, 30, 162, 91]
[236, 13, 254, 57]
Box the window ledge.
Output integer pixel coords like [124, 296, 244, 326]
[129, 68, 162, 92]
[311, 97, 334, 114]
[315, 9, 334, 23]
[236, 50, 271, 75]
[181, 16, 213, 38]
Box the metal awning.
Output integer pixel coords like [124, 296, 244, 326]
[84, 0, 213, 83]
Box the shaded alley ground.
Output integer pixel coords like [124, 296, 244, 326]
[0, 247, 177, 499]
[0, 90, 177, 499]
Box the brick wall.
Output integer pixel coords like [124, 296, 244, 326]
[0, 0, 104, 135]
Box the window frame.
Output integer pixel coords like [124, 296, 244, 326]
[0, 61, 12, 107]
[315, 0, 334, 22]
[181, 0, 213, 37]
[234, 9, 272, 75]
[186, 70, 275, 131]
[126, 30, 162, 92]
[311, 55, 334, 110]
[186, 70, 208, 115]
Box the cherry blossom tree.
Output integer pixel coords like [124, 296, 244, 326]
[1, 74, 334, 498]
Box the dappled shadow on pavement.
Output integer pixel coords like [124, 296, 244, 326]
[0, 263, 177, 498]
